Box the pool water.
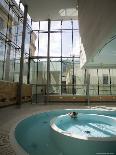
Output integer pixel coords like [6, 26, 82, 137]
[56, 116, 116, 138]
[14, 109, 116, 155]
[15, 111, 64, 155]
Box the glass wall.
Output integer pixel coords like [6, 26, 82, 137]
[31, 19, 116, 98]
[0, 0, 31, 83]
[30, 59, 116, 96]
[1, 0, 116, 100]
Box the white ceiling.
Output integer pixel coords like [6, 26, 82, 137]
[84, 37, 116, 68]
[78, 0, 116, 68]
[21, 0, 78, 21]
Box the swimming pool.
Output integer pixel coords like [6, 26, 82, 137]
[51, 113, 116, 155]
[52, 114, 116, 138]
[12, 109, 116, 155]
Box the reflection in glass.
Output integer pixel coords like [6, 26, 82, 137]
[50, 58, 61, 94]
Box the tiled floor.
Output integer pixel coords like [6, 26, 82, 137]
[0, 103, 116, 155]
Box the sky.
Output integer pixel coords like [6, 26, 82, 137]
[32, 20, 80, 57]
[15, 0, 80, 57]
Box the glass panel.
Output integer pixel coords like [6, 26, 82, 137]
[25, 29, 31, 54]
[0, 3, 9, 36]
[33, 31, 38, 56]
[50, 32, 61, 56]
[88, 69, 98, 96]
[62, 30, 72, 57]
[30, 59, 37, 84]
[50, 58, 61, 94]
[51, 21, 61, 30]
[32, 22, 39, 30]
[74, 60, 85, 95]
[30, 58, 47, 85]
[73, 30, 80, 56]
[103, 75, 108, 84]
[110, 69, 116, 95]
[62, 58, 73, 94]
[97, 69, 110, 95]
[17, 20, 23, 47]
[62, 21, 72, 29]
[49, 84, 61, 94]
[0, 16, 6, 35]
[9, 46, 15, 81]
[40, 21, 48, 31]
[14, 59, 20, 82]
[39, 33, 48, 56]
[14, 50, 20, 82]
[10, 8, 19, 44]
[37, 59, 47, 85]
[73, 20, 79, 29]
[23, 58, 28, 84]
[3, 44, 9, 80]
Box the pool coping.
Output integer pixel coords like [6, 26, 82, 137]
[50, 114, 116, 141]
[9, 113, 33, 155]
[9, 110, 49, 155]
[9, 109, 63, 155]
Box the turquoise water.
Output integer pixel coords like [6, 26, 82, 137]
[15, 109, 116, 155]
[56, 116, 116, 137]
[15, 110, 67, 155]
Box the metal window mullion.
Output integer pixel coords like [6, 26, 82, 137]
[46, 19, 51, 103]
[27, 19, 32, 84]
[84, 69, 87, 95]
[109, 69, 112, 95]
[71, 20, 75, 95]
[61, 20, 63, 95]
[17, 5, 28, 106]
[72, 56, 75, 95]
[71, 20, 74, 56]
[86, 70, 90, 106]
[27, 20, 33, 84]
[36, 84, 38, 104]
[38, 21, 40, 56]
[36, 59, 39, 103]
[13, 49, 17, 82]
[97, 69, 99, 95]
[2, 1, 11, 80]
[2, 42, 7, 80]
[37, 60, 39, 84]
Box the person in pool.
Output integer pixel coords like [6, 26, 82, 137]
[69, 111, 78, 119]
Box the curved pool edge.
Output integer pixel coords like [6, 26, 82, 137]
[50, 113, 116, 155]
[50, 114, 116, 141]
[9, 119, 29, 155]
[9, 110, 49, 155]
[9, 109, 68, 155]
[9, 108, 116, 155]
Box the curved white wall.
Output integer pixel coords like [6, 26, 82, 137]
[78, 0, 116, 67]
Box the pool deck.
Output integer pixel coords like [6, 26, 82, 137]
[0, 103, 116, 155]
